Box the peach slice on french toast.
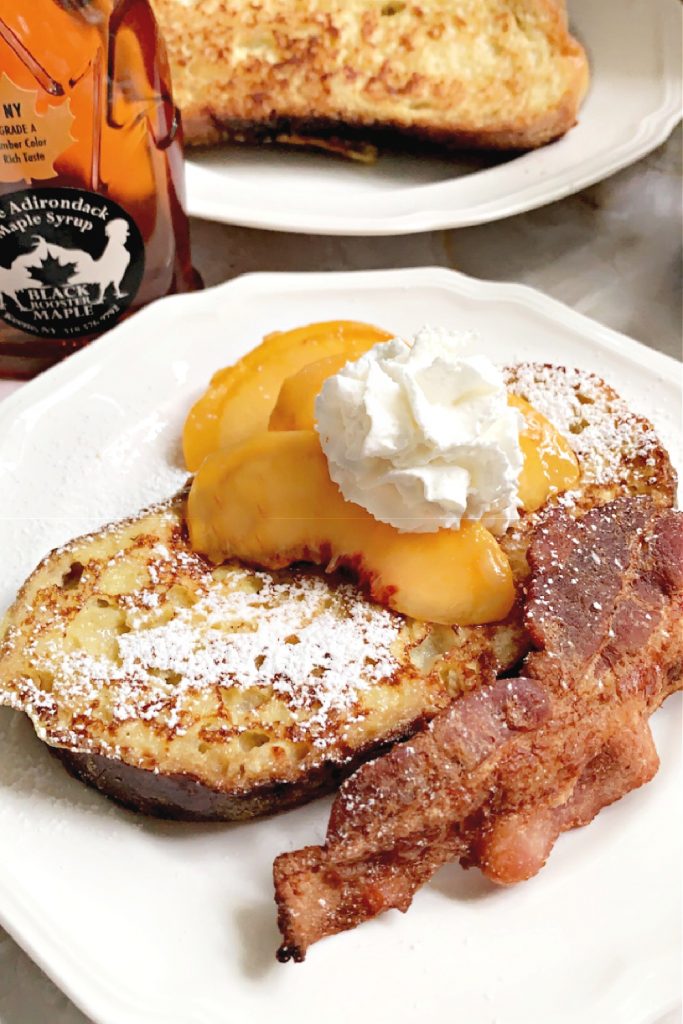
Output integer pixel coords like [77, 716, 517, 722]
[183, 321, 391, 470]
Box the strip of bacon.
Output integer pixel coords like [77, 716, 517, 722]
[274, 498, 683, 961]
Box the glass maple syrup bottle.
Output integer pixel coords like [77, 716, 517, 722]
[0, 0, 201, 378]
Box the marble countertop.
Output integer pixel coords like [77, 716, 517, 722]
[0, 126, 680, 1024]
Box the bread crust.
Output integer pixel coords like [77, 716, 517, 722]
[51, 712, 428, 821]
[184, 97, 584, 154]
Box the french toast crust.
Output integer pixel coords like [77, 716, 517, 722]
[51, 708, 436, 821]
[0, 364, 676, 822]
[185, 90, 583, 154]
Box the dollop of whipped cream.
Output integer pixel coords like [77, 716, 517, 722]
[315, 327, 523, 535]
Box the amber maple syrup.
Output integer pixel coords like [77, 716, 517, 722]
[0, 0, 201, 378]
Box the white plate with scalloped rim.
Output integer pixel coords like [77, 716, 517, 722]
[184, 0, 682, 234]
[0, 267, 681, 1024]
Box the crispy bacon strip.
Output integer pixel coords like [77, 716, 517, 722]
[274, 498, 683, 961]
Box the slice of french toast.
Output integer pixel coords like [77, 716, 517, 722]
[0, 365, 675, 821]
[0, 497, 520, 820]
[153, 0, 589, 154]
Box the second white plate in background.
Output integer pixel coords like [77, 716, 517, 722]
[185, 0, 682, 235]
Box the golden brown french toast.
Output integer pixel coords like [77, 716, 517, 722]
[153, 0, 589, 154]
[0, 366, 674, 821]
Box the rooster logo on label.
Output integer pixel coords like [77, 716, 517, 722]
[0, 219, 131, 310]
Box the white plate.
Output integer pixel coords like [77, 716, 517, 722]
[184, 0, 682, 235]
[0, 268, 681, 1024]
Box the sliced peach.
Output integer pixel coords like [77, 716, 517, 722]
[187, 431, 515, 626]
[510, 395, 580, 511]
[183, 321, 392, 470]
[268, 352, 353, 431]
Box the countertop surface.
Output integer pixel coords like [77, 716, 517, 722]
[0, 126, 681, 1024]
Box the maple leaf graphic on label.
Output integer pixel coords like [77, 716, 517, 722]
[29, 253, 77, 288]
[0, 74, 75, 184]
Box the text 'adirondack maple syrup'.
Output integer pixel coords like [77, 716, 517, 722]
[0, 0, 201, 379]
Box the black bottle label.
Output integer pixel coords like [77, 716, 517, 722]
[0, 186, 145, 339]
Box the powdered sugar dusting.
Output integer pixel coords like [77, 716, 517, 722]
[12, 558, 402, 755]
[505, 364, 661, 488]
